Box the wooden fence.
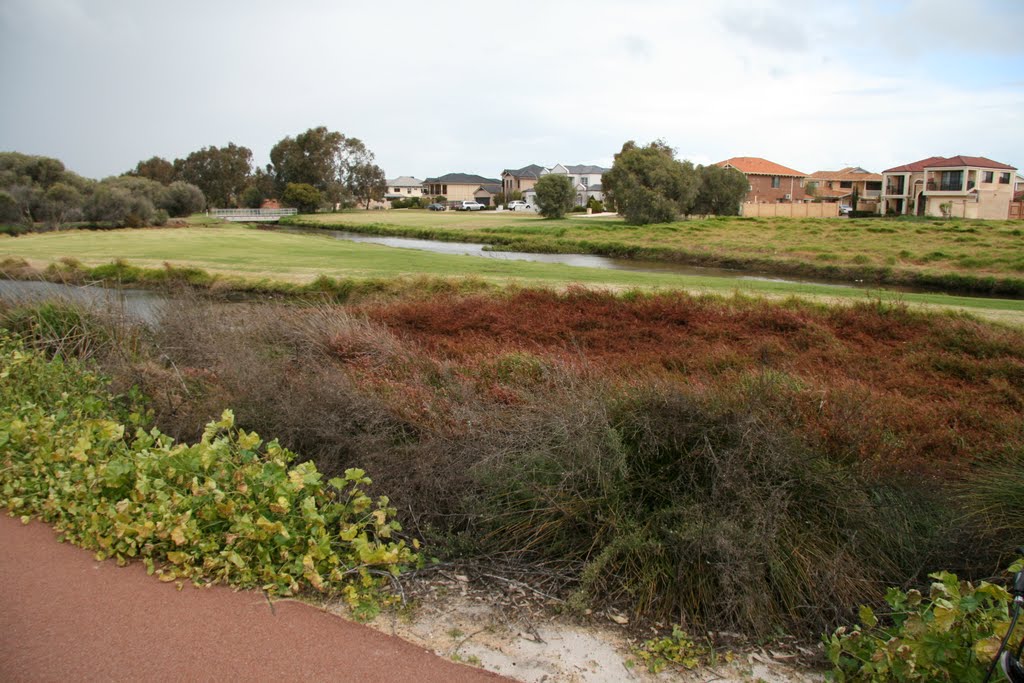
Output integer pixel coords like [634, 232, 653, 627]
[1010, 202, 1024, 220]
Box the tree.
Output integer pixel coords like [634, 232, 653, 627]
[39, 182, 84, 228]
[128, 156, 176, 185]
[692, 165, 748, 216]
[270, 127, 345, 203]
[347, 161, 386, 209]
[270, 127, 387, 208]
[282, 183, 323, 213]
[241, 166, 277, 208]
[533, 173, 574, 218]
[161, 181, 206, 217]
[851, 187, 860, 213]
[174, 143, 252, 208]
[602, 140, 701, 225]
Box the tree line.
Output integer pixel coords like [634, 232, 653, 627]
[528, 140, 749, 223]
[0, 126, 388, 230]
[128, 126, 386, 212]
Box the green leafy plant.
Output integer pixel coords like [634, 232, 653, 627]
[630, 626, 716, 673]
[0, 334, 419, 616]
[825, 560, 1024, 681]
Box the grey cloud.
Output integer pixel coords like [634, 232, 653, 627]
[719, 8, 810, 52]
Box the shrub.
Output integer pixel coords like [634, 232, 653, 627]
[825, 560, 1024, 682]
[587, 197, 605, 213]
[534, 174, 574, 218]
[0, 335, 419, 614]
[161, 181, 206, 217]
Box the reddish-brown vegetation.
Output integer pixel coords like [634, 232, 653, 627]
[357, 289, 1024, 478]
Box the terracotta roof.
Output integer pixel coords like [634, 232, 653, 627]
[808, 168, 882, 182]
[883, 155, 1017, 173]
[716, 157, 806, 177]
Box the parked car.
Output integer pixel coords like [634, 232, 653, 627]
[458, 201, 485, 211]
[507, 200, 532, 211]
[838, 204, 852, 216]
[427, 203, 446, 211]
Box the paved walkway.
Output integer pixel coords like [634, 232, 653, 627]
[0, 514, 508, 682]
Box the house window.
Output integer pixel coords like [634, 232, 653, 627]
[839, 180, 852, 189]
[867, 181, 882, 191]
[771, 176, 780, 188]
[1000, 172, 1011, 184]
[581, 177, 589, 187]
[442, 185, 448, 194]
[983, 171, 994, 183]
[939, 170, 963, 191]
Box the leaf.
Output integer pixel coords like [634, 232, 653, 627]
[859, 605, 878, 629]
[932, 604, 956, 632]
[170, 526, 187, 546]
[974, 635, 1002, 662]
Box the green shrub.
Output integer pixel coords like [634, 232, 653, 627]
[0, 335, 419, 615]
[472, 375, 945, 636]
[825, 560, 1024, 681]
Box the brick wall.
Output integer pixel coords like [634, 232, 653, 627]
[744, 174, 807, 203]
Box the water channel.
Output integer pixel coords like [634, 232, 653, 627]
[274, 225, 897, 292]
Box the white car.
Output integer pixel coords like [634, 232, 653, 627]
[458, 201, 485, 211]
[838, 204, 852, 216]
[507, 200, 532, 211]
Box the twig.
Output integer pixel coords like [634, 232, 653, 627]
[479, 572, 565, 604]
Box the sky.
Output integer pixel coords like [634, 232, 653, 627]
[1, 0, 1022, 181]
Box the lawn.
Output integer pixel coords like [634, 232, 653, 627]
[287, 210, 1024, 295]
[2, 224, 1024, 324]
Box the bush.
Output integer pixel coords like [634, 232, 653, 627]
[570, 205, 587, 213]
[161, 181, 206, 217]
[587, 197, 605, 213]
[825, 560, 1024, 681]
[0, 334, 419, 614]
[283, 183, 323, 213]
[533, 174, 574, 218]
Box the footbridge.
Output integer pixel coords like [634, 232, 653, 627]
[209, 208, 298, 222]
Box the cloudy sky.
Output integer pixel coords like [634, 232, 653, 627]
[1, 0, 1022, 181]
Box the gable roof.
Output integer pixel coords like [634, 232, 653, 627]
[476, 184, 502, 194]
[386, 176, 423, 186]
[502, 164, 545, 179]
[883, 156, 1017, 173]
[716, 157, 806, 177]
[424, 172, 501, 184]
[808, 168, 882, 182]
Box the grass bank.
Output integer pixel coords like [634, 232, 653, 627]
[3, 224, 1024, 324]
[4, 289, 1021, 639]
[287, 211, 1024, 296]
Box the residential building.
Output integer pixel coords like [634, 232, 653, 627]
[423, 173, 502, 205]
[474, 183, 503, 207]
[385, 176, 425, 200]
[520, 163, 610, 207]
[807, 167, 883, 211]
[715, 157, 808, 203]
[880, 155, 1018, 219]
[501, 164, 545, 196]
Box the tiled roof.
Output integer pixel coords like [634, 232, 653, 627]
[883, 156, 1017, 173]
[808, 168, 882, 182]
[502, 164, 545, 178]
[386, 176, 423, 186]
[424, 173, 501, 184]
[477, 184, 502, 194]
[716, 157, 806, 177]
[566, 164, 610, 174]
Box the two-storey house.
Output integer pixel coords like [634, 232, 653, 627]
[423, 173, 502, 206]
[519, 163, 610, 207]
[881, 156, 1018, 219]
[807, 167, 883, 211]
[384, 176, 426, 201]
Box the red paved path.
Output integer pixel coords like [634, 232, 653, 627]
[0, 514, 509, 682]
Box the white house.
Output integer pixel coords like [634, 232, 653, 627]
[385, 176, 426, 200]
[521, 163, 610, 208]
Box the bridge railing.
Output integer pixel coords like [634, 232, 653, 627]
[210, 208, 298, 219]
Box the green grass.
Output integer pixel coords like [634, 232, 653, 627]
[289, 211, 1024, 295]
[3, 224, 1024, 324]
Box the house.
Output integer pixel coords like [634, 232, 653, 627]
[501, 164, 546, 196]
[385, 176, 425, 200]
[423, 173, 502, 206]
[807, 167, 883, 211]
[880, 155, 1018, 219]
[474, 183, 503, 207]
[716, 157, 808, 203]
[519, 163, 610, 208]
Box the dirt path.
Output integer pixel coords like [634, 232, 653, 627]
[0, 514, 508, 682]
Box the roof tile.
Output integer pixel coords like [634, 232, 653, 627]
[715, 157, 806, 177]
